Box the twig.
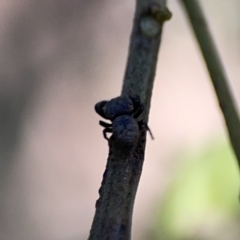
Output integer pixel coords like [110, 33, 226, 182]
[180, 0, 240, 166]
[88, 1, 171, 239]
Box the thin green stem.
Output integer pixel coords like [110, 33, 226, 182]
[180, 0, 240, 167]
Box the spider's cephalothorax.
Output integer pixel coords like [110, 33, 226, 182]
[95, 95, 153, 145]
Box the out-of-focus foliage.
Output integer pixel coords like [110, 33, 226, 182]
[150, 138, 240, 240]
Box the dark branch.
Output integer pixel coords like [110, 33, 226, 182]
[88, 1, 171, 239]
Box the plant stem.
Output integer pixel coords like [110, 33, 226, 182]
[88, 1, 171, 239]
[180, 0, 240, 167]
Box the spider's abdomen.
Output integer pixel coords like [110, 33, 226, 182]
[112, 115, 139, 146]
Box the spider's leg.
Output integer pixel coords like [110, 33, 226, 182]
[99, 120, 112, 128]
[132, 103, 144, 118]
[103, 128, 112, 140]
[130, 95, 144, 118]
[145, 123, 154, 140]
[138, 120, 154, 140]
[130, 95, 140, 109]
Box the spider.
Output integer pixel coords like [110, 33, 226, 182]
[95, 95, 153, 144]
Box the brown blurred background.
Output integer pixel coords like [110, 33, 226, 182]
[0, 0, 239, 240]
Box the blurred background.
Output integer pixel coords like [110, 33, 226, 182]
[0, 0, 239, 239]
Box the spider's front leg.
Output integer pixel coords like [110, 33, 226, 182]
[138, 120, 154, 140]
[99, 120, 112, 128]
[99, 120, 112, 140]
[130, 95, 144, 119]
[133, 104, 144, 119]
[103, 128, 112, 140]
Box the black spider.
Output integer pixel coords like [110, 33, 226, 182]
[95, 95, 153, 144]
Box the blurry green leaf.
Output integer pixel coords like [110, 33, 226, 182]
[152, 138, 240, 240]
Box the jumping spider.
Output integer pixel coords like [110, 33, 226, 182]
[95, 95, 153, 144]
